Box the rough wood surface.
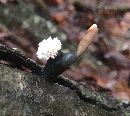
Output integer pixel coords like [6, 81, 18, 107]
[0, 63, 129, 116]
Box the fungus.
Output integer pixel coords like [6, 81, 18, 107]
[36, 36, 62, 60]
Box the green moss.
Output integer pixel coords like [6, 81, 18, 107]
[96, 95, 102, 102]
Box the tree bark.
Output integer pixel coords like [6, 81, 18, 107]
[0, 63, 130, 116]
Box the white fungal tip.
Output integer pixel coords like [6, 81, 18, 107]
[36, 36, 62, 60]
[90, 24, 97, 29]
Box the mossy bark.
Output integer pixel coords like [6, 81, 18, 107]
[0, 64, 129, 116]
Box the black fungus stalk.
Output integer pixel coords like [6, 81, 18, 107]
[42, 51, 76, 80]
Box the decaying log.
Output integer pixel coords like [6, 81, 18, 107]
[0, 1, 130, 116]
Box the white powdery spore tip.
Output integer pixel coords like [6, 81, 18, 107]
[36, 36, 62, 60]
